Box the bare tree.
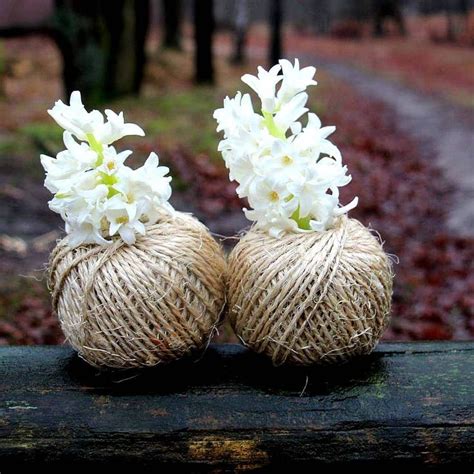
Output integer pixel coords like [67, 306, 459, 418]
[0, 0, 151, 104]
[374, 0, 406, 37]
[101, 0, 150, 99]
[231, 0, 249, 64]
[447, 0, 471, 42]
[193, 0, 214, 83]
[161, 0, 182, 49]
[269, 0, 283, 65]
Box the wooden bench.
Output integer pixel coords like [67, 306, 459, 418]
[0, 343, 473, 469]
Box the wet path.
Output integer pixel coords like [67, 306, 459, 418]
[300, 55, 474, 236]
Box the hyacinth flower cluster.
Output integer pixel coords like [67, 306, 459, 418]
[41, 91, 173, 247]
[214, 59, 358, 237]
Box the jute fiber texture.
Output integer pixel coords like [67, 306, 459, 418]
[227, 217, 393, 366]
[49, 212, 226, 368]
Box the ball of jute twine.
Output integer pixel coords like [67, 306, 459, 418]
[227, 216, 393, 366]
[48, 211, 226, 368]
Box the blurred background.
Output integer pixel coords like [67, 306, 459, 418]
[0, 0, 472, 345]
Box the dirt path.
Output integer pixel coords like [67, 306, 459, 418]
[299, 55, 474, 236]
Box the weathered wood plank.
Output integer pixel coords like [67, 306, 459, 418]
[0, 343, 473, 469]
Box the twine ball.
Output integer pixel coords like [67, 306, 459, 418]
[48, 212, 226, 368]
[227, 217, 393, 366]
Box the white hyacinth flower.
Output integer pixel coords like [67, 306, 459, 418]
[40, 132, 97, 194]
[241, 64, 282, 113]
[65, 219, 111, 247]
[48, 91, 144, 144]
[214, 59, 358, 236]
[247, 176, 295, 213]
[96, 109, 145, 145]
[277, 59, 317, 104]
[105, 194, 146, 245]
[273, 92, 309, 136]
[41, 91, 173, 247]
[48, 91, 103, 141]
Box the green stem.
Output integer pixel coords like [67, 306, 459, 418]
[262, 111, 286, 139]
[87, 133, 104, 166]
[97, 171, 119, 198]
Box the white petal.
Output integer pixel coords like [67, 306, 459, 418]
[145, 152, 159, 167]
[40, 154, 55, 173]
[109, 219, 121, 236]
[134, 221, 146, 235]
[123, 123, 145, 137]
[69, 91, 83, 107]
[119, 226, 136, 245]
[334, 197, 359, 215]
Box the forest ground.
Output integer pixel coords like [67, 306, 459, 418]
[0, 28, 472, 344]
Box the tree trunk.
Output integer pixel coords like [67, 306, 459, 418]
[231, 0, 248, 64]
[52, 0, 104, 103]
[52, 0, 150, 105]
[162, 0, 181, 49]
[373, 0, 405, 37]
[104, 0, 150, 96]
[193, 0, 214, 84]
[446, 10, 456, 42]
[133, 0, 150, 93]
[269, 0, 282, 66]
